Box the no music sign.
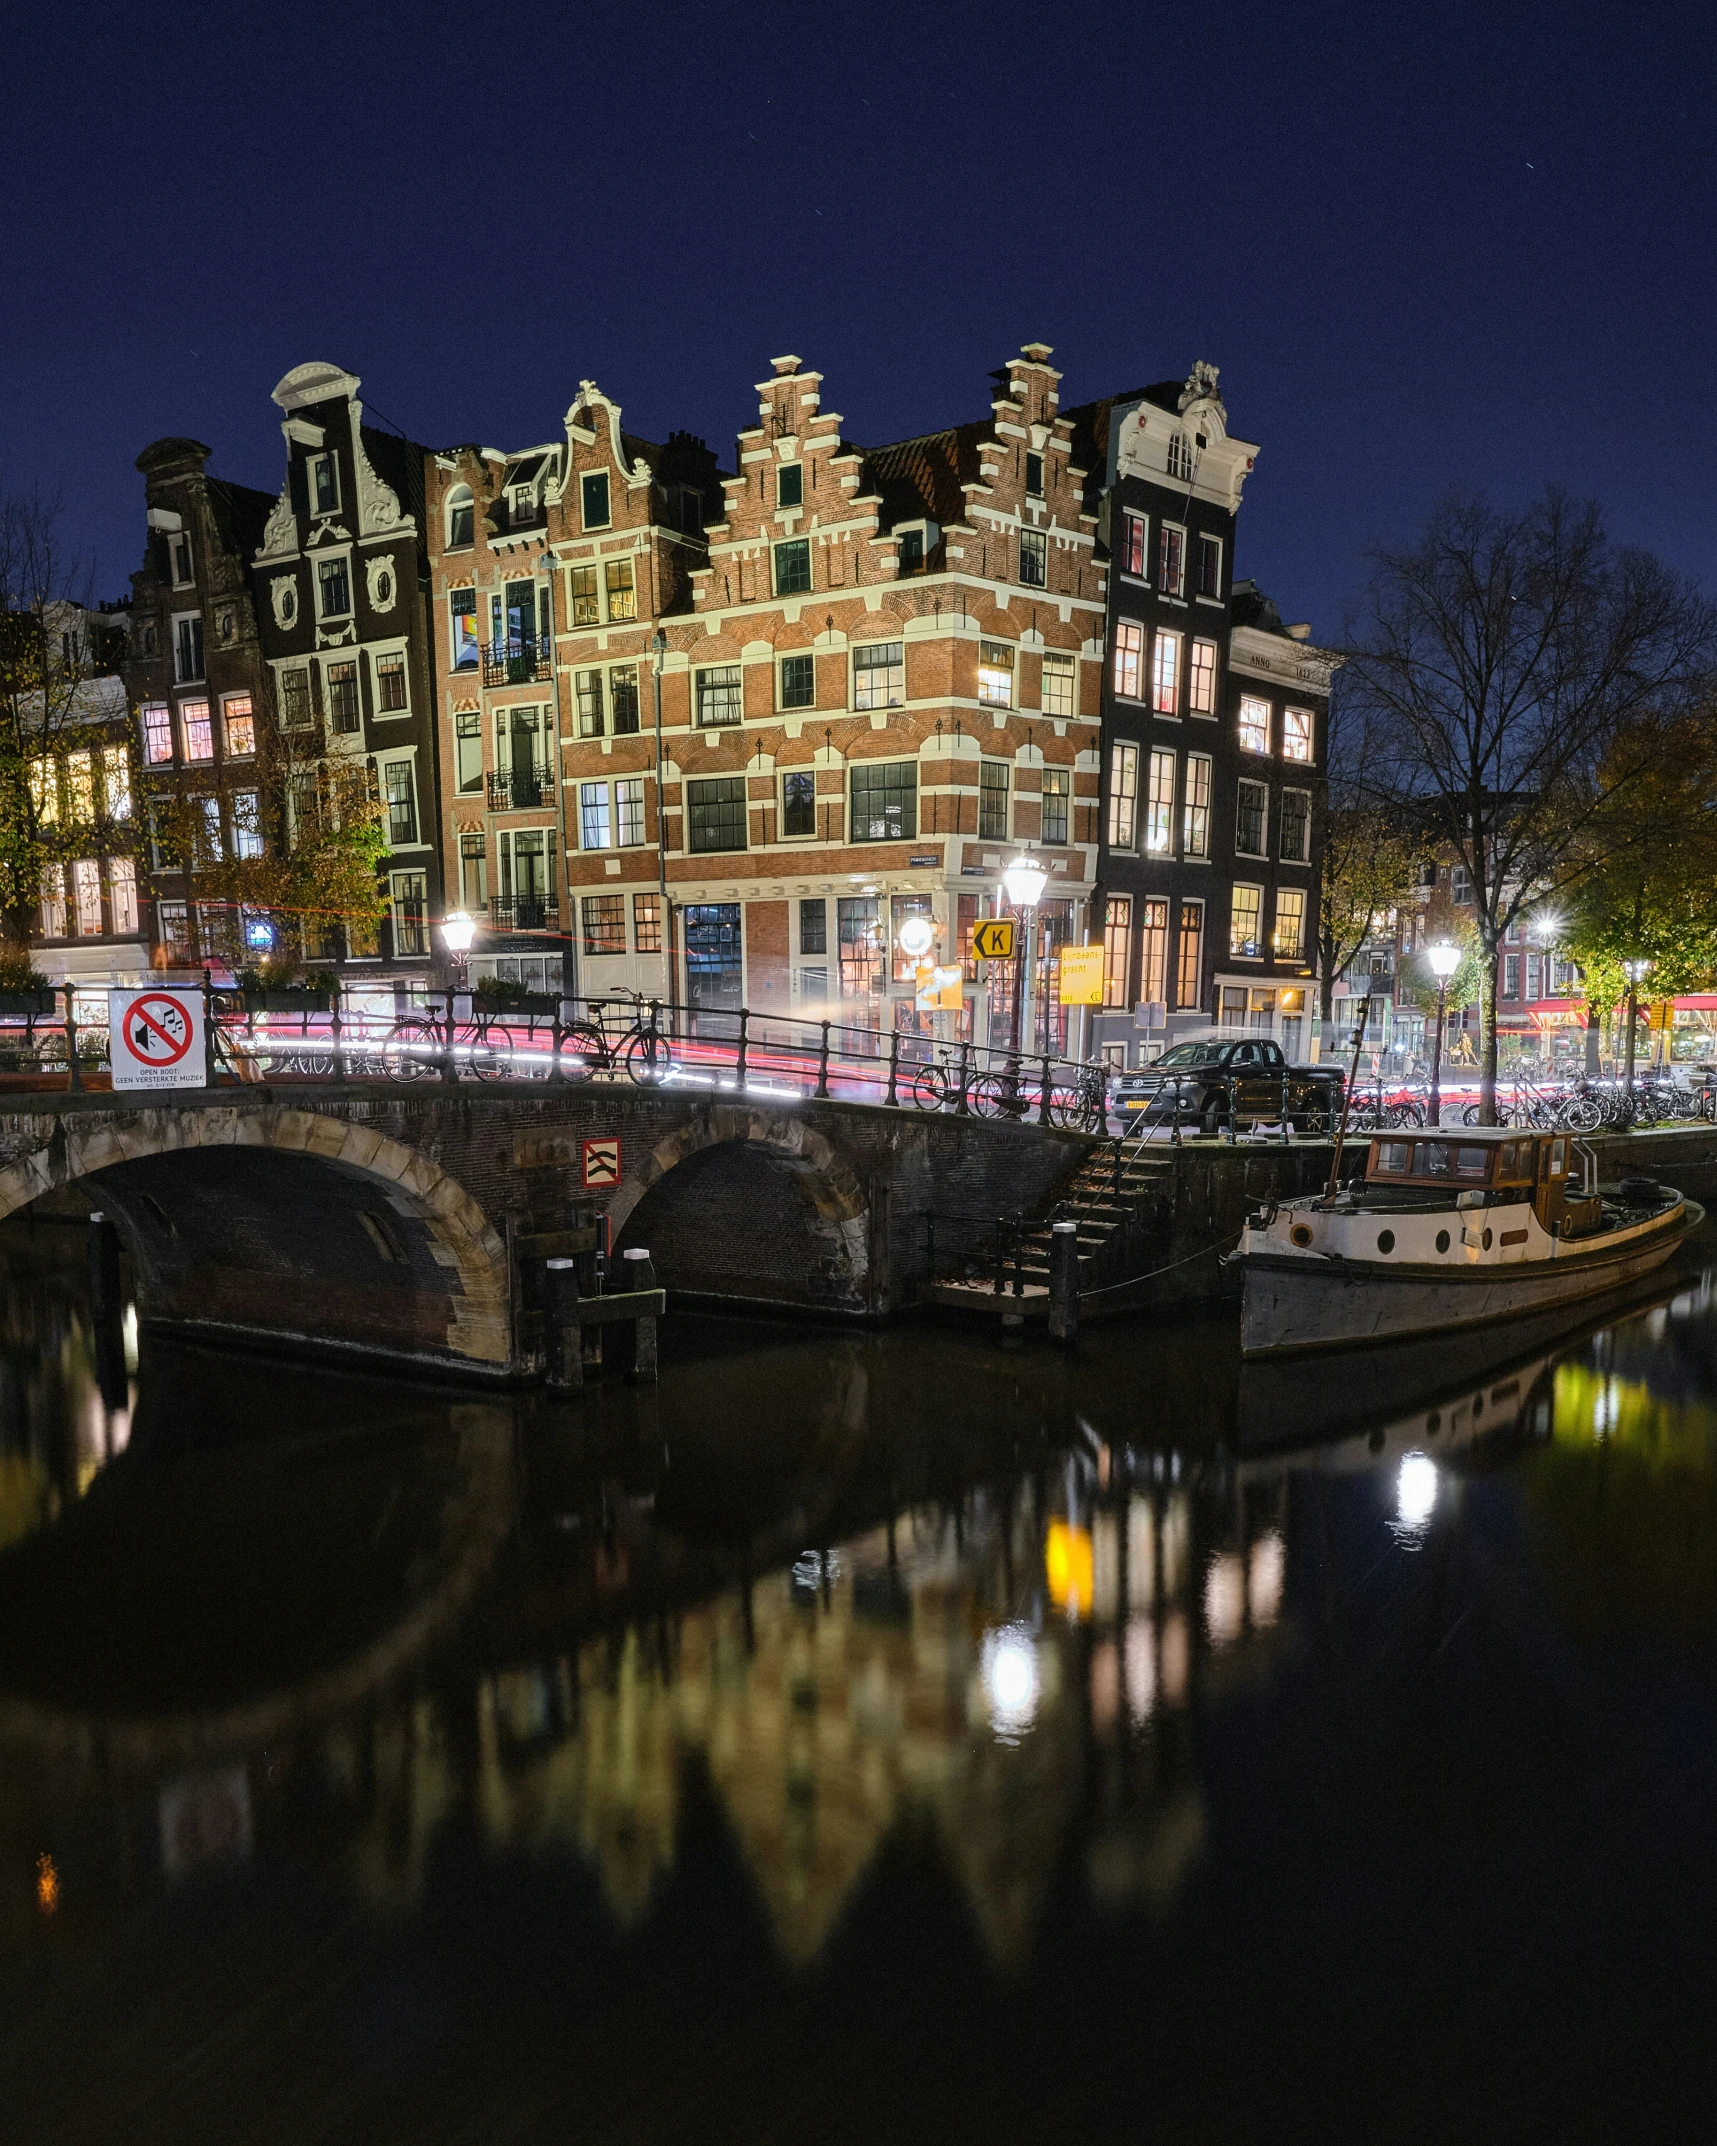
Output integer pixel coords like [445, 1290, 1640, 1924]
[108, 987, 207, 1091]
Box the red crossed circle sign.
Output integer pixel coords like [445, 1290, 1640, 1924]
[125, 992, 195, 1066]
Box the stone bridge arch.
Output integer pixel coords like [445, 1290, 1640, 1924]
[0, 1106, 511, 1373]
[608, 1103, 877, 1314]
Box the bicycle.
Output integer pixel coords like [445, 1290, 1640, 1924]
[910, 1049, 965, 1112]
[969, 1053, 1032, 1121]
[563, 992, 675, 1085]
[1048, 1062, 1108, 1133]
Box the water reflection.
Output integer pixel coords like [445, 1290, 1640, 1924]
[2, 1205, 1716, 2136]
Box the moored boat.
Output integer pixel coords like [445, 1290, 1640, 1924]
[1236, 1127, 1703, 1357]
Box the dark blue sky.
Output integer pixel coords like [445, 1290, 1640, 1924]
[5, 0, 1712, 637]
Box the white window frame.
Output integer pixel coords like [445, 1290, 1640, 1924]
[169, 532, 195, 588]
[579, 780, 612, 851]
[370, 639, 412, 720]
[1238, 695, 1271, 755]
[171, 611, 203, 683]
[1112, 619, 1143, 701]
[109, 855, 139, 937]
[1183, 751, 1212, 859]
[373, 748, 425, 852]
[1152, 630, 1182, 717]
[616, 776, 646, 848]
[1145, 748, 1176, 856]
[1273, 886, 1307, 962]
[1040, 650, 1076, 718]
[1196, 532, 1224, 603]
[1107, 740, 1139, 851]
[308, 452, 341, 516]
[1230, 882, 1265, 959]
[314, 548, 353, 622]
[1158, 522, 1187, 599]
[1121, 511, 1147, 581]
[581, 470, 611, 531]
[221, 693, 257, 758]
[1282, 706, 1315, 764]
[178, 698, 215, 765]
[1189, 637, 1218, 716]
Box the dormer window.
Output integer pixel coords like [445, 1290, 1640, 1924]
[1025, 451, 1044, 497]
[446, 485, 474, 549]
[509, 483, 535, 523]
[309, 453, 340, 515]
[1167, 433, 1195, 483]
[898, 528, 924, 571]
[777, 463, 803, 510]
[170, 534, 194, 587]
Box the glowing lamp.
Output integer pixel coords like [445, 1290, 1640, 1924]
[1426, 942, 1462, 984]
[1003, 853, 1048, 910]
[897, 913, 935, 960]
[441, 910, 477, 955]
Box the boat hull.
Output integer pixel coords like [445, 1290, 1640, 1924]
[1240, 1200, 1704, 1356]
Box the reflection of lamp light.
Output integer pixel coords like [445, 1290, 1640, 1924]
[897, 913, 934, 960]
[1396, 1450, 1438, 1532]
[1045, 1520, 1094, 1618]
[981, 1624, 1040, 1743]
[1426, 942, 1462, 1127]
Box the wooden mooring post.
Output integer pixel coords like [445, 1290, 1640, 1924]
[541, 1248, 664, 1394]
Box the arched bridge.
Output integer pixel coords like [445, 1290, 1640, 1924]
[0, 1084, 1089, 1378]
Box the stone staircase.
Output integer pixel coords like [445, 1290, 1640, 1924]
[1007, 1134, 1179, 1295]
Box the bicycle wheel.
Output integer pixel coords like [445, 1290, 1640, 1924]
[555, 1023, 605, 1082]
[1562, 1096, 1603, 1131]
[624, 1028, 674, 1086]
[1385, 1100, 1426, 1129]
[910, 1065, 952, 1111]
[969, 1072, 1023, 1120]
[381, 1018, 442, 1080]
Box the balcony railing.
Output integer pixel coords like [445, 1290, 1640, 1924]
[487, 768, 548, 811]
[489, 896, 559, 932]
[481, 639, 555, 687]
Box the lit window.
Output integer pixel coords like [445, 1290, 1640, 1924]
[1283, 707, 1314, 762]
[1177, 900, 1205, 1008]
[850, 761, 916, 842]
[1236, 779, 1268, 858]
[1146, 749, 1175, 854]
[1041, 766, 1070, 847]
[67, 752, 94, 821]
[1239, 696, 1270, 754]
[617, 778, 645, 847]
[316, 556, 351, 619]
[1273, 888, 1306, 961]
[1122, 513, 1146, 578]
[1182, 753, 1211, 859]
[568, 565, 599, 626]
[375, 654, 408, 713]
[777, 463, 803, 509]
[1107, 742, 1138, 850]
[455, 711, 483, 793]
[1019, 528, 1047, 587]
[73, 858, 102, 936]
[979, 761, 1010, 841]
[199, 795, 224, 863]
[1281, 788, 1311, 863]
[232, 790, 264, 860]
[576, 669, 605, 738]
[582, 471, 610, 530]
[773, 539, 811, 595]
[141, 702, 173, 766]
[450, 590, 479, 669]
[109, 856, 138, 936]
[102, 745, 132, 819]
[854, 641, 905, 710]
[695, 665, 743, 727]
[978, 640, 1013, 707]
[605, 559, 636, 621]
[29, 759, 58, 825]
[1102, 896, 1131, 1007]
[1158, 524, 1186, 597]
[39, 863, 66, 937]
[582, 894, 626, 955]
[780, 653, 816, 710]
[782, 770, 816, 837]
[579, 782, 612, 850]
[224, 696, 255, 755]
[1152, 632, 1181, 716]
[1112, 620, 1143, 700]
[1230, 884, 1263, 957]
[1140, 897, 1169, 1004]
[1189, 638, 1218, 714]
[1040, 652, 1075, 717]
[633, 893, 662, 952]
[180, 701, 214, 762]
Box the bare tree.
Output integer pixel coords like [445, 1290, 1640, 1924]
[1342, 488, 1717, 1119]
[1315, 685, 1420, 1043]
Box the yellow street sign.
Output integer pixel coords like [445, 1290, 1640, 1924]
[915, 962, 963, 1011]
[972, 917, 1016, 962]
[1058, 944, 1105, 1006]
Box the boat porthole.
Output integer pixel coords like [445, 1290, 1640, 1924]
[1482, 1228, 1493, 1251]
[1377, 1230, 1395, 1254]
[1291, 1224, 1314, 1247]
[1436, 1229, 1450, 1253]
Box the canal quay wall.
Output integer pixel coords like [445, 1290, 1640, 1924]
[0, 1084, 1087, 1377]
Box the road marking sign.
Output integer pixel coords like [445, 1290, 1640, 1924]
[582, 1136, 621, 1188]
[1058, 944, 1105, 1005]
[109, 987, 206, 1091]
[972, 918, 1016, 962]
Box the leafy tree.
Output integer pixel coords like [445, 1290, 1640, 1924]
[1343, 489, 1717, 1119]
[1315, 688, 1420, 1039]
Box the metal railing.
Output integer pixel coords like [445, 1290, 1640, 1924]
[486, 768, 549, 810]
[480, 641, 554, 687]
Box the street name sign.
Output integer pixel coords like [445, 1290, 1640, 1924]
[971, 918, 1016, 962]
[108, 987, 206, 1091]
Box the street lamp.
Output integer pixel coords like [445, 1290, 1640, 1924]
[1002, 853, 1048, 1055]
[1622, 957, 1651, 1092]
[437, 910, 477, 1086]
[897, 912, 934, 962]
[1425, 941, 1462, 1128]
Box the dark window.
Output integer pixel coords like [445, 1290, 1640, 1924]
[1236, 779, 1268, 858]
[800, 898, 827, 954]
[1041, 767, 1070, 847]
[898, 528, 924, 570]
[1197, 534, 1222, 598]
[317, 556, 351, 619]
[1280, 788, 1311, 864]
[680, 487, 703, 534]
[777, 463, 803, 509]
[978, 761, 1009, 840]
[383, 760, 418, 845]
[1019, 528, 1047, 587]
[582, 471, 610, 529]
[687, 775, 747, 852]
[448, 493, 474, 547]
[850, 760, 916, 843]
[780, 653, 815, 710]
[611, 664, 640, 735]
[782, 770, 816, 836]
[312, 455, 339, 513]
[581, 894, 626, 955]
[328, 660, 360, 733]
[1026, 451, 1044, 497]
[174, 616, 203, 682]
[375, 653, 407, 711]
[773, 539, 811, 595]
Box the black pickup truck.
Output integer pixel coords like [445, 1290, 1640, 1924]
[1112, 1037, 1344, 1135]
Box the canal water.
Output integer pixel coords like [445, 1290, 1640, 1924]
[3, 1210, 1717, 2143]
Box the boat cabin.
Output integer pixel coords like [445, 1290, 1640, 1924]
[1365, 1128, 1601, 1236]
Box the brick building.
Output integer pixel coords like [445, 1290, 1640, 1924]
[426, 344, 1107, 1044]
[1076, 363, 1338, 1068]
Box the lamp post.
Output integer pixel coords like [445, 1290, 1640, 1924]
[1426, 941, 1462, 1128]
[439, 910, 476, 1085]
[1002, 853, 1048, 1055]
[1622, 957, 1650, 1093]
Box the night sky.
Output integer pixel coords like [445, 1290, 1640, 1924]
[5, 1, 1713, 637]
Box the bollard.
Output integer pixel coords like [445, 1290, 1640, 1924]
[816, 1020, 831, 1099]
[885, 1027, 901, 1107]
[734, 1008, 749, 1091]
[1048, 1219, 1080, 1343]
[543, 1257, 582, 1390]
[620, 1245, 658, 1292]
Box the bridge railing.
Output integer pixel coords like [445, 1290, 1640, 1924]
[0, 982, 1114, 1131]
